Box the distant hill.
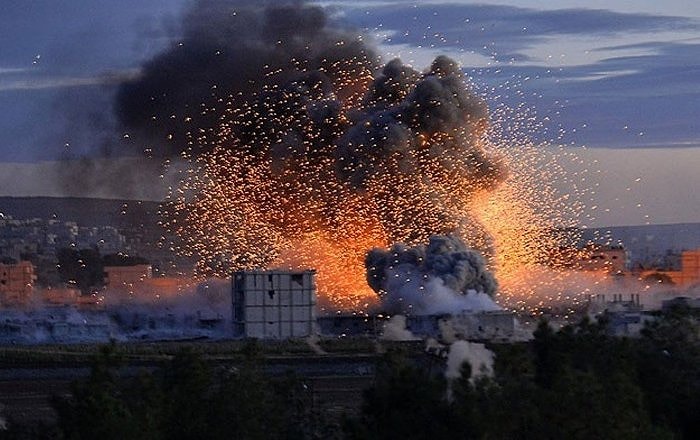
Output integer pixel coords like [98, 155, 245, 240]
[1, 196, 698, 262]
[0, 197, 161, 228]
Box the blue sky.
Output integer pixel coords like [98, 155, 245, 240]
[332, 0, 700, 148]
[0, 0, 698, 225]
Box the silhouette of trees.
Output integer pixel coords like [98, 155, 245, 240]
[51, 344, 330, 440]
[45, 308, 700, 439]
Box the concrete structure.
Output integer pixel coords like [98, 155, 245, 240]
[318, 315, 385, 337]
[577, 244, 628, 274]
[0, 261, 36, 305]
[444, 311, 520, 341]
[232, 270, 316, 339]
[640, 249, 700, 287]
[587, 294, 655, 337]
[104, 264, 152, 292]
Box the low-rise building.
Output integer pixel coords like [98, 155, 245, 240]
[104, 264, 152, 292]
[0, 261, 36, 305]
[640, 249, 700, 287]
[577, 244, 628, 274]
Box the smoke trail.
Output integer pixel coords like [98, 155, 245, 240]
[366, 235, 500, 315]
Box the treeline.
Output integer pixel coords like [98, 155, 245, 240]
[2, 307, 699, 439]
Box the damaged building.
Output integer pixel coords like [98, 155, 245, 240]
[232, 270, 317, 339]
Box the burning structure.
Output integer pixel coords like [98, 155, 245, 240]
[1, 1, 629, 331]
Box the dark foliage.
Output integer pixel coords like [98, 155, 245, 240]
[19, 308, 697, 439]
[347, 312, 698, 440]
[50, 343, 333, 440]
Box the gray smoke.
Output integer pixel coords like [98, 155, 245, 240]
[366, 235, 499, 315]
[335, 55, 498, 189]
[115, 0, 506, 270]
[116, 0, 378, 158]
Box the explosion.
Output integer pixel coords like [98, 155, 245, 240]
[119, 1, 583, 313]
[366, 235, 501, 315]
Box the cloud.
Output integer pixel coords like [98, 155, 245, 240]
[340, 2, 700, 62]
[0, 69, 140, 92]
[471, 40, 700, 147]
[0, 67, 27, 75]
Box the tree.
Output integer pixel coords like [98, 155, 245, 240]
[52, 343, 149, 440]
[345, 349, 457, 440]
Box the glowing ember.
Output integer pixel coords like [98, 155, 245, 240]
[144, 2, 587, 313]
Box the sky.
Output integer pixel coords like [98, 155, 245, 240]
[0, 0, 698, 226]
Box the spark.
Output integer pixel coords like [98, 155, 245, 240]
[160, 49, 588, 313]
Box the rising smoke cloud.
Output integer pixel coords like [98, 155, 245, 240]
[116, 0, 378, 158]
[115, 0, 507, 309]
[366, 235, 500, 315]
[116, 0, 502, 193]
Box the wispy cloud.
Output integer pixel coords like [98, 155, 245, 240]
[0, 67, 27, 75]
[0, 69, 140, 92]
[340, 3, 700, 64]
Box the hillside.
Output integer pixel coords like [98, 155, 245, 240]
[2, 196, 698, 261]
[0, 196, 161, 228]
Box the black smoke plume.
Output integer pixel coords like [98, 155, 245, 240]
[116, 1, 502, 191]
[118, 0, 506, 287]
[116, 0, 378, 158]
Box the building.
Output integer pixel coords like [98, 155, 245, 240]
[104, 264, 152, 292]
[317, 315, 385, 337]
[232, 270, 316, 339]
[442, 310, 520, 341]
[640, 249, 700, 287]
[43, 287, 80, 306]
[587, 294, 654, 337]
[0, 261, 36, 305]
[576, 244, 628, 274]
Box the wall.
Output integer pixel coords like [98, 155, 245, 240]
[0, 261, 35, 305]
[232, 270, 317, 339]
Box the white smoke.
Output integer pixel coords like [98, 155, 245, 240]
[444, 340, 495, 400]
[380, 315, 420, 341]
[446, 340, 494, 382]
[382, 268, 501, 315]
[305, 333, 327, 354]
[0, 279, 232, 344]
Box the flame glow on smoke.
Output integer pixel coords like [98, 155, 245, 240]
[145, 1, 587, 313]
[162, 62, 583, 313]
